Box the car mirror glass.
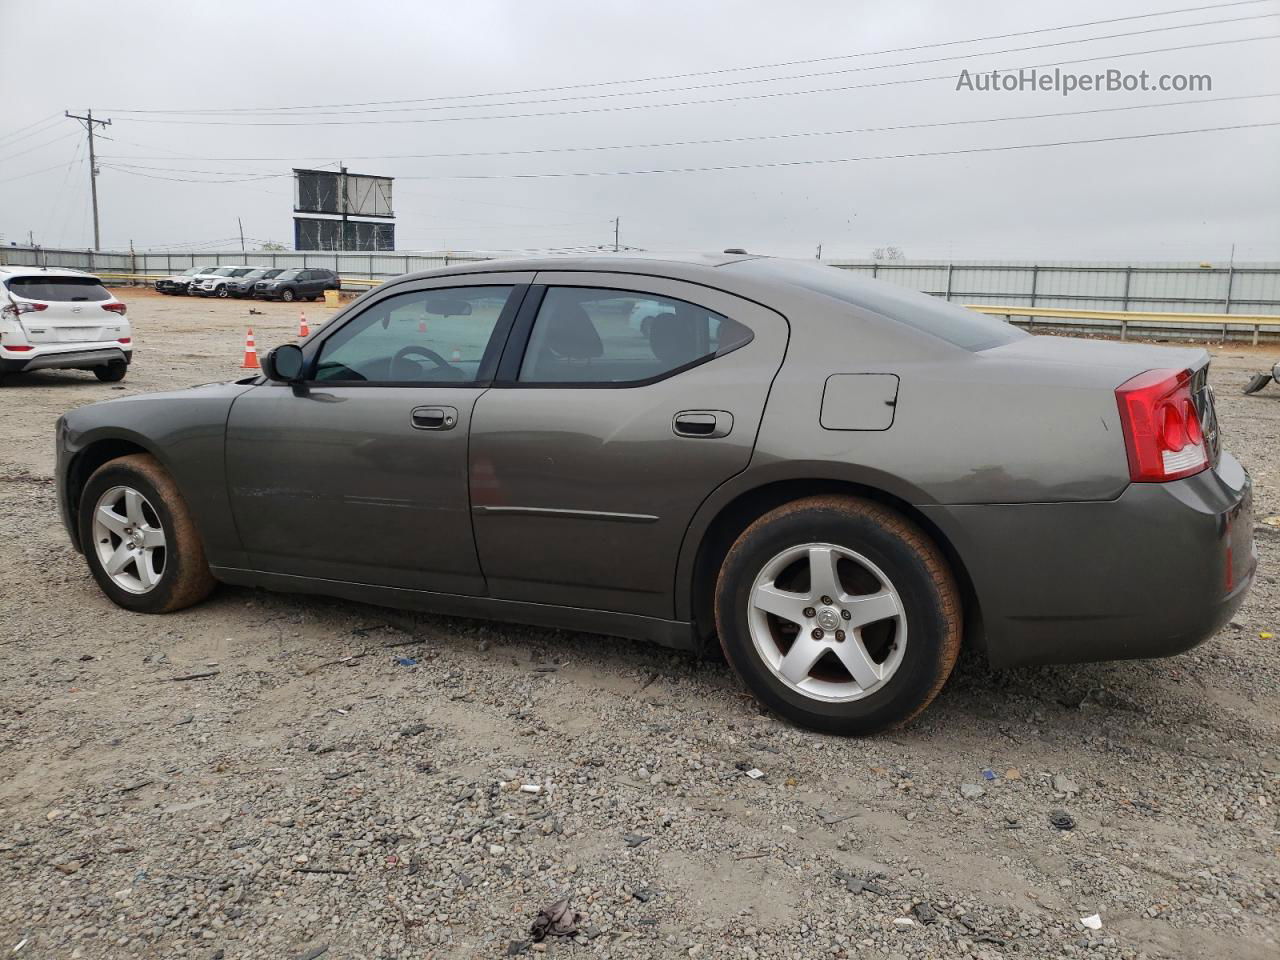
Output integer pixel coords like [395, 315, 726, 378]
[265, 343, 305, 382]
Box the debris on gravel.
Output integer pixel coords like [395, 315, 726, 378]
[0, 297, 1277, 959]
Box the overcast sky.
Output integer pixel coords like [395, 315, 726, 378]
[1, 0, 1277, 261]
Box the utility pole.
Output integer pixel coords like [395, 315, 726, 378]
[339, 164, 348, 252]
[65, 109, 111, 250]
[613, 216, 619, 253]
[238, 217, 245, 253]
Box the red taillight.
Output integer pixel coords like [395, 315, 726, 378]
[1, 302, 47, 318]
[118, 337, 132, 344]
[1115, 368, 1209, 482]
[4, 344, 33, 351]
[102, 302, 127, 315]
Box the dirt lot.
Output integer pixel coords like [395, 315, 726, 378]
[0, 287, 1277, 960]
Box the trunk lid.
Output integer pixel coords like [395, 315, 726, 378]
[983, 335, 1220, 467]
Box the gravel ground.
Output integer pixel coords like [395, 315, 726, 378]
[0, 289, 1277, 960]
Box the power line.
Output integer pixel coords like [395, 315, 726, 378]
[106, 33, 1280, 127]
[83, 120, 1280, 184]
[113, 12, 1279, 119]
[100, 0, 1272, 114]
[384, 121, 1280, 180]
[0, 113, 60, 147]
[96, 92, 1280, 167]
[0, 130, 81, 166]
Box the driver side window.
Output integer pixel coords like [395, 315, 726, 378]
[315, 285, 513, 383]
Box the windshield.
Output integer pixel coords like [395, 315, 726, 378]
[277, 270, 302, 280]
[181, 267, 204, 276]
[210, 268, 238, 277]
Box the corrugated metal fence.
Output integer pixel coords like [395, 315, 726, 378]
[4, 245, 1278, 338]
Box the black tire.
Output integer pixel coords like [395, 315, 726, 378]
[216, 285, 229, 298]
[715, 495, 961, 735]
[78, 453, 216, 614]
[281, 288, 295, 302]
[94, 362, 128, 383]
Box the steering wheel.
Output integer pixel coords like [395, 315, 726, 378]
[390, 344, 465, 381]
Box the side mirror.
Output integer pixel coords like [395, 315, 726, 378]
[263, 343, 305, 382]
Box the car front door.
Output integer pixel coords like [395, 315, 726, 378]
[224, 274, 532, 594]
[468, 273, 789, 619]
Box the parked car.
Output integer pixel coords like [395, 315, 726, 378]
[226, 268, 284, 299]
[154, 266, 213, 295]
[252, 268, 340, 302]
[1, 266, 131, 382]
[53, 253, 1255, 734]
[190, 266, 257, 298]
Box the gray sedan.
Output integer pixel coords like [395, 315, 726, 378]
[54, 253, 1256, 734]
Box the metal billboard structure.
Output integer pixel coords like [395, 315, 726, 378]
[293, 167, 395, 251]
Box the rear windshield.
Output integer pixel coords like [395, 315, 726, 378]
[749, 260, 1027, 352]
[6, 276, 111, 302]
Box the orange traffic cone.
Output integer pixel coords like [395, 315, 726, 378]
[298, 311, 310, 338]
[241, 328, 260, 369]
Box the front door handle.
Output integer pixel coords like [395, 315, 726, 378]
[673, 410, 733, 439]
[411, 405, 458, 430]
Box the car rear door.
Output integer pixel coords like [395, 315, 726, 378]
[224, 273, 532, 594]
[468, 272, 789, 619]
[5, 275, 123, 344]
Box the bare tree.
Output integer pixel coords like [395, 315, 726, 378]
[871, 246, 906, 261]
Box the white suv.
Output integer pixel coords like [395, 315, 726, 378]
[190, 265, 256, 298]
[0, 267, 132, 382]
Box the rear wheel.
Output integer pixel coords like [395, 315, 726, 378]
[715, 495, 961, 735]
[78, 454, 216, 613]
[94, 362, 127, 383]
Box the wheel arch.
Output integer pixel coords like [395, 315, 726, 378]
[64, 434, 164, 552]
[678, 467, 983, 656]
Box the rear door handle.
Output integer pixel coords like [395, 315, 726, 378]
[411, 405, 458, 430]
[673, 410, 733, 439]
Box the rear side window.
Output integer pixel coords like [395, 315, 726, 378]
[749, 259, 1026, 351]
[6, 277, 110, 302]
[518, 287, 752, 385]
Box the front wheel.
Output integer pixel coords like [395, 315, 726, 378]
[216, 285, 229, 298]
[715, 495, 961, 735]
[280, 288, 295, 302]
[78, 454, 216, 613]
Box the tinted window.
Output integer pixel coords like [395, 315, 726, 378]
[749, 259, 1025, 351]
[276, 270, 303, 280]
[518, 287, 751, 384]
[315, 286, 512, 384]
[7, 277, 111, 302]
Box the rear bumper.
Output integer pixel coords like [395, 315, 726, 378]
[923, 452, 1256, 668]
[1, 346, 131, 374]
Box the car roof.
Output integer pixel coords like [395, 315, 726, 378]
[385, 251, 761, 287]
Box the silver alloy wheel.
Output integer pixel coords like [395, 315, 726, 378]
[91, 485, 167, 594]
[747, 542, 907, 703]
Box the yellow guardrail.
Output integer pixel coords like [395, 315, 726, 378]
[967, 304, 1280, 345]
